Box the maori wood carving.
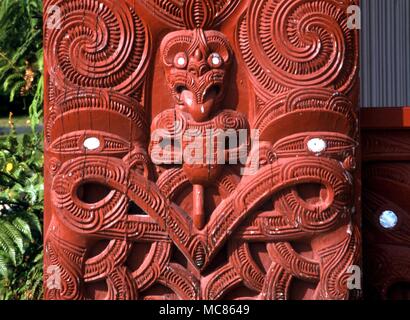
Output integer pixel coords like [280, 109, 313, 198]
[44, 0, 360, 300]
[362, 125, 410, 299]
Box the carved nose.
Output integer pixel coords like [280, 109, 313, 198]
[194, 49, 203, 61]
[188, 64, 209, 76]
[187, 65, 199, 76]
[187, 49, 209, 76]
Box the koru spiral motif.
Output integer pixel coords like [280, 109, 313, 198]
[44, 0, 360, 300]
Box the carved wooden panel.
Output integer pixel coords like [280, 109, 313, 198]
[43, 0, 360, 300]
[362, 109, 410, 299]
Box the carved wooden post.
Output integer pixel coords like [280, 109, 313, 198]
[44, 0, 360, 300]
[362, 109, 410, 299]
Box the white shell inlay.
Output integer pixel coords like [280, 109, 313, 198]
[210, 53, 221, 66]
[83, 137, 100, 150]
[307, 138, 327, 153]
[379, 210, 398, 229]
[177, 57, 186, 66]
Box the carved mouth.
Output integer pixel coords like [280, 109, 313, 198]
[175, 84, 188, 103]
[174, 84, 223, 117]
[176, 85, 188, 94]
[204, 85, 221, 102]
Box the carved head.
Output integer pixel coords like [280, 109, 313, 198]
[160, 29, 233, 122]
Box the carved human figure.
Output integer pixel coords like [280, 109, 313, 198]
[44, 0, 360, 300]
[160, 28, 233, 121]
[150, 29, 249, 229]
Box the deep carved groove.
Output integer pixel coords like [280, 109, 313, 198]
[44, 0, 360, 300]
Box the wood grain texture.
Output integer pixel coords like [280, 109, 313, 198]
[43, 0, 360, 300]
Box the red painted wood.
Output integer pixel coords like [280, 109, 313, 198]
[361, 107, 410, 299]
[43, 0, 360, 300]
[361, 107, 410, 129]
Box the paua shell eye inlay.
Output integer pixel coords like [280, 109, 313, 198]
[379, 210, 398, 229]
[83, 137, 101, 150]
[307, 138, 327, 154]
[44, 0, 359, 301]
[174, 52, 188, 68]
[208, 52, 222, 68]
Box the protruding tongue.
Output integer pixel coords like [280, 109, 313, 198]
[180, 89, 217, 122]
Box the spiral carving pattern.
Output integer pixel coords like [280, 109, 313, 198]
[44, 0, 359, 300]
[238, 0, 358, 101]
[44, 0, 150, 95]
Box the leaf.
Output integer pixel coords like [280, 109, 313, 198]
[0, 253, 9, 277]
[0, 229, 16, 265]
[0, 221, 24, 253]
[33, 252, 42, 263]
[11, 217, 32, 241]
[0, 0, 43, 299]
[3, 73, 23, 91]
[10, 80, 25, 102]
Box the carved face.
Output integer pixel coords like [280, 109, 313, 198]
[161, 29, 233, 122]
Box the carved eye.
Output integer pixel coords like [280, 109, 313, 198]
[307, 138, 327, 154]
[208, 53, 223, 68]
[49, 131, 130, 156]
[83, 137, 101, 150]
[174, 52, 188, 69]
[379, 210, 398, 229]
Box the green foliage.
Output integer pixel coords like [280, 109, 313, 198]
[0, 0, 43, 129]
[0, 124, 43, 299]
[0, 0, 44, 300]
